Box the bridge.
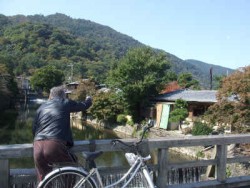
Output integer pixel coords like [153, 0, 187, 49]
[1, 134, 250, 188]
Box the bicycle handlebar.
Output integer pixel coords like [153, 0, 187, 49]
[111, 123, 153, 152]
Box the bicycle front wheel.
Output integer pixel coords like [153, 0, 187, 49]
[38, 167, 97, 188]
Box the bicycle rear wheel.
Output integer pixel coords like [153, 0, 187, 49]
[38, 167, 96, 188]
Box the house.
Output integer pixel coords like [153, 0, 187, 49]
[65, 80, 109, 97]
[154, 89, 217, 129]
[66, 81, 79, 90]
[160, 81, 182, 94]
[64, 81, 79, 97]
[16, 76, 30, 90]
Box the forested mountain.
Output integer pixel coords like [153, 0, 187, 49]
[184, 59, 233, 88]
[8, 13, 143, 60]
[0, 13, 234, 88]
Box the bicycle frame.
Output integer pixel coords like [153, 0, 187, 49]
[38, 123, 156, 188]
[78, 153, 154, 188]
[79, 124, 156, 188]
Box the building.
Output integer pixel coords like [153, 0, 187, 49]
[154, 89, 217, 129]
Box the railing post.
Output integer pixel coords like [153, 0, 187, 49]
[157, 148, 168, 188]
[215, 144, 227, 182]
[0, 159, 9, 188]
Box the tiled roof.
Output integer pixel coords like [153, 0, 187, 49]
[155, 89, 217, 103]
[66, 81, 79, 85]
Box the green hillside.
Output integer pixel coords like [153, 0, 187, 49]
[0, 13, 234, 88]
[184, 59, 234, 88]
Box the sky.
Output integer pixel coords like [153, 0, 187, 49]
[1, 0, 250, 70]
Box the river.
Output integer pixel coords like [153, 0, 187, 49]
[2, 98, 129, 168]
[2, 98, 192, 169]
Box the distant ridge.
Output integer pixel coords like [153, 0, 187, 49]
[1, 13, 234, 88]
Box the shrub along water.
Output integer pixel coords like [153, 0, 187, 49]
[191, 121, 213, 136]
[0, 110, 19, 144]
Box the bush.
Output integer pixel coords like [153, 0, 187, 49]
[0, 110, 18, 129]
[127, 119, 134, 126]
[192, 121, 213, 136]
[116, 114, 127, 124]
[196, 150, 205, 159]
[169, 99, 188, 123]
[89, 90, 124, 123]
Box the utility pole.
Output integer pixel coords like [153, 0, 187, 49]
[210, 67, 213, 90]
[68, 64, 73, 82]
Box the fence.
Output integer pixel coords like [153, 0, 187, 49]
[1, 134, 250, 187]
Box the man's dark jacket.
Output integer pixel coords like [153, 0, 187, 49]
[32, 97, 92, 147]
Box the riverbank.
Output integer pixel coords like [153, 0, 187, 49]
[88, 121, 204, 159]
[111, 123, 250, 178]
[113, 125, 204, 158]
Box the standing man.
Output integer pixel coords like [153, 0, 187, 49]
[32, 85, 92, 182]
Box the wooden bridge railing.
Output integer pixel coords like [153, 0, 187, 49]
[1, 134, 250, 187]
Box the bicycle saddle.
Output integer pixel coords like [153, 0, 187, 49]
[82, 151, 103, 161]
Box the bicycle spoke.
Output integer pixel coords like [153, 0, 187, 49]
[40, 169, 96, 188]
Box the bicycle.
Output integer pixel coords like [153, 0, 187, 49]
[37, 123, 156, 188]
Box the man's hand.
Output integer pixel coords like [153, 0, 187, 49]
[85, 96, 92, 104]
[86, 96, 92, 100]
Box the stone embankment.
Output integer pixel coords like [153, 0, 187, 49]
[113, 124, 250, 176]
[112, 124, 203, 159]
[86, 120, 250, 177]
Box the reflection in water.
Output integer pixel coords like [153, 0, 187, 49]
[5, 99, 206, 186]
[6, 99, 193, 169]
[7, 99, 129, 168]
[71, 119, 119, 140]
[17, 99, 43, 123]
[71, 119, 129, 167]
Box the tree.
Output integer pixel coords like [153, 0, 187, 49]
[177, 73, 200, 89]
[205, 66, 250, 133]
[0, 62, 18, 111]
[30, 65, 65, 93]
[213, 75, 225, 89]
[70, 79, 96, 101]
[107, 47, 171, 122]
[89, 90, 125, 123]
[0, 64, 11, 111]
[169, 99, 188, 129]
